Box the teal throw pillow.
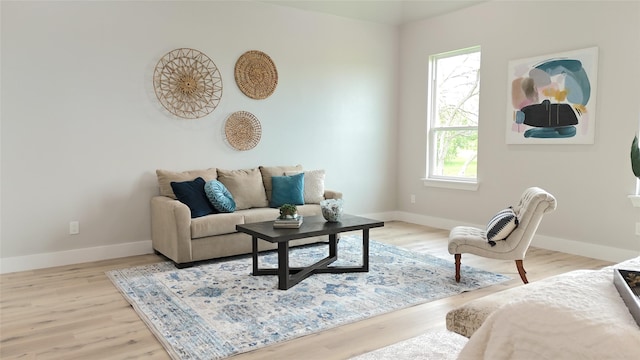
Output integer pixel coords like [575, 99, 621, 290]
[204, 180, 236, 213]
[170, 177, 217, 218]
[270, 173, 305, 208]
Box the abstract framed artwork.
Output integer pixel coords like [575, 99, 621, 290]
[506, 47, 598, 144]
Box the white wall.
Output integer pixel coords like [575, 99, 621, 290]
[0, 1, 398, 270]
[3, 1, 639, 273]
[398, 1, 640, 260]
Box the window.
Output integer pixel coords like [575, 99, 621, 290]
[426, 47, 481, 187]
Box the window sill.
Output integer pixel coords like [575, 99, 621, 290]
[422, 178, 479, 191]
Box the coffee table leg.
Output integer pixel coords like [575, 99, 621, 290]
[362, 229, 370, 272]
[252, 236, 259, 275]
[329, 234, 338, 258]
[278, 242, 290, 290]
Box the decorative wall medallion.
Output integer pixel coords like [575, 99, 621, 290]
[234, 50, 278, 99]
[153, 48, 222, 119]
[224, 111, 262, 151]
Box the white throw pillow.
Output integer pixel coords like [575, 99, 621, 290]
[285, 169, 325, 204]
[486, 206, 519, 245]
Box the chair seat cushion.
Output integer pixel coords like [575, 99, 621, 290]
[448, 226, 517, 259]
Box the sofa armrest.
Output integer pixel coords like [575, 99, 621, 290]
[324, 190, 343, 200]
[150, 196, 193, 264]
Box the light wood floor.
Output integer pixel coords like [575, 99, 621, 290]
[0, 221, 614, 360]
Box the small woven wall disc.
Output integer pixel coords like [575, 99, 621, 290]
[224, 111, 262, 151]
[234, 50, 278, 100]
[153, 48, 222, 119]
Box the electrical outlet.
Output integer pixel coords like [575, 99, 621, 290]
[69, 221, 80, 235]
[410, 194, 416, 204]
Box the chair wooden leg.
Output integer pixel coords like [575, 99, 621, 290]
[454, 254, 461, 283]
[515, 259, 528, 284]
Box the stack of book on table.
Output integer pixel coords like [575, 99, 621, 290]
[273, 215, 303, 229]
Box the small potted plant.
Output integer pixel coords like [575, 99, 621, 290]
[279, 204, 298, 219]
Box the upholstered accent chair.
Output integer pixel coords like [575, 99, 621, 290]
[448, 187, 557, 284]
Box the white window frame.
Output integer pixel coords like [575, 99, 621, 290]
[424, 46, 481, 191]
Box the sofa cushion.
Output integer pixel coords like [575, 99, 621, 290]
[170, 177, 217, 218]
[259, 165, 303, 202]
[217, 167, 268, 210]
[486, 207, 519, 245]
[270, 173, 305, 208]
[240, 208, 282, 224]
[294, 204, 323, 218]
[285, 169, 325, 204]
[204, 180, 236, 213]
[189, 205, 325, 248]
[191, 212, 244, 239]
[156, 168, 217, 199]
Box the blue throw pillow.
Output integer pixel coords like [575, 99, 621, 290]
[270, 173, 305, 208]
[170, 177, 216, 218]
[204, 180, 236, 213]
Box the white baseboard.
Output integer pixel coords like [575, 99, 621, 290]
[389, 211, 639, 263]
[0, 240, 153, 274]
[2, 211, 637, 274]
[362, 210, 477, 230]
[363, 211, 640, 263]
[531, 234, 639, 263]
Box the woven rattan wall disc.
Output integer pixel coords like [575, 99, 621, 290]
[153, 48, 222, 119]
[224, 111, 262, 151]
[234, 50, 278, 99]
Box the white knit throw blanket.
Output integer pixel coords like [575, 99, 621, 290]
[458, 258, 640, 360]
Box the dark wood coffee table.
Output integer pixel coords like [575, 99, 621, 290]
[236, 214, 384, 290]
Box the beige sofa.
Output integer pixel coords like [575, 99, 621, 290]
[151, 165, 342, 267]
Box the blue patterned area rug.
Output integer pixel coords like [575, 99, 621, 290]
[107, 235, 509, 360]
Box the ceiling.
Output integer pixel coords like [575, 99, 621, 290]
[262, 0, 486, 26]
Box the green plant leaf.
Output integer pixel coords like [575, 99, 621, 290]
[631, 135, 640, 178]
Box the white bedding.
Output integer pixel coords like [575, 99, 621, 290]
[458, 257, 640, 360]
